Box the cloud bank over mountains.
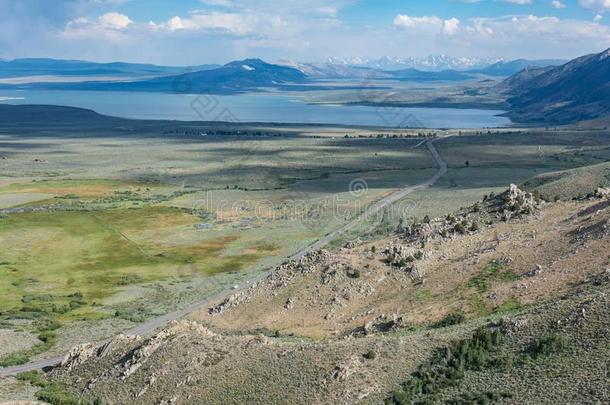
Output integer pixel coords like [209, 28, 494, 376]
[0, 0, 608, 64]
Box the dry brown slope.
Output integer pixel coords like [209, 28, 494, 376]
[197, 194, 610, 339]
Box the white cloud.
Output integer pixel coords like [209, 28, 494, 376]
[315, 7, 338, 17]
[552, 0, 567, 9]
[62, 11, 135, 42]
[199, 0, 234, 6]
[442, 18, 460, 35]
[391, 12, 610, 59]
[150, 11, 283, 36]
[502, 0, 532, 4]
[393, 15, 442, 29]
[3, 1, 609, 66]
[394, 15, 460, 36]
[579, 0, 610, 12]
[98, 12, 132, 29]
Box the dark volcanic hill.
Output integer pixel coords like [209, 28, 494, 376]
[503, 49, 610, 124]
[135, 58, 308, 94]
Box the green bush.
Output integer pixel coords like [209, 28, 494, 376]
[468, 261, 518, 293]
[347, 268, 361, 279]
[431, 312, 465, 329]
[0, 351, 31, 367]
[36, 383, 83, 405]
[493, 297, 522, 314]
[454, 222, 466, 234]
[448, 391, 513, 404]
[527, 333, 564, 359]
[467, 276, 490, 293]
[388, 328, 503, 404]
[16, 371, 86, 405]
[363, 350, 377, 360]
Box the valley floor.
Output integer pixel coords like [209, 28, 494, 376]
[0, 108, 609, 403]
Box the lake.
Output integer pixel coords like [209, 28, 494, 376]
[0, 89, 511, 128]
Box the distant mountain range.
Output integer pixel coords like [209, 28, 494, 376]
[0, 58, 218, 79]
[322, 55, 501, 71]
[2, 59, 308, 94]
[278, 61, 472, 81]
[0, 55, 566, 83]
[502, 48, 610, 124]
[280, 58, 564, 80]
[3, 52, 606, 125]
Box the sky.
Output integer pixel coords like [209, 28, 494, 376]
[0, 0, 609, 65]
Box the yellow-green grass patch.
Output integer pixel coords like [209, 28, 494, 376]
[0, 179, 162, 199]
[0, 207, 267, 317]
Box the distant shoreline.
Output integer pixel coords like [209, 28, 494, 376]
[334, 100, 509, 111]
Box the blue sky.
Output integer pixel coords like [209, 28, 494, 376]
[0, 0, 609, 64]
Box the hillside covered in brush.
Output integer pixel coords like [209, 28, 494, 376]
[21, 186, 610, 404]
[503, 49, 610, 124]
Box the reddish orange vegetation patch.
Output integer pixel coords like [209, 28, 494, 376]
[167, 236, 240, 258]
[0, 179, 159, 198]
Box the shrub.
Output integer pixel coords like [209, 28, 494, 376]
[528, 333, 564, 359]
[36, 383, 83, 405]
[454, 222, 466, 234]
[388, 328, 503, 404]
[449, 391, 513, 404]
[468, 261, 517, 294]
[432, 312, 465, 328]
[115, 274, 144, 286]
[347, 268, 361, 279]
[468, 275, 490, 293]
[0, 352, 31, 367]
[493, 297, 522, 314]
[17, 371, 85, 404]
[363, 350, 377, 360]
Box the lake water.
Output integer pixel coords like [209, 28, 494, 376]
[0, 89, 511, 128]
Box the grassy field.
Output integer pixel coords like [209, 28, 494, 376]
[0, 128, 438, 364]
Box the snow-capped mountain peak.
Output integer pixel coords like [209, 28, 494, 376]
[320, 55, 503, 71]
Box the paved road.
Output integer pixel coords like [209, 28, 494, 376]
[290, 139, 446, 260]
[0, 138, 447, 378]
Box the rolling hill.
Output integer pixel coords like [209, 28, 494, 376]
[469, 58, 564, 77]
